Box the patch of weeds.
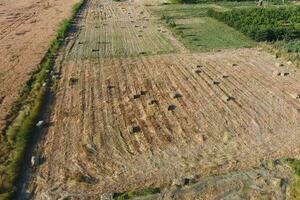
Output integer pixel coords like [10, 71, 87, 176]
[192, 126, 199, 133]
[261, 42, 300, 68]
[285, 158, 300, 176]
[162, 15, 176, 28]
[283, 158, 300, 199]
[114, 187, 160, 200]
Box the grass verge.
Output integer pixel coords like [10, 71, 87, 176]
[0, 1, 84, 199]
[114, 187, 160, 200]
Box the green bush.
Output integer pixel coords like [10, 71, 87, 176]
[208, 6, 300, 41]
[162, 15, 177, 27]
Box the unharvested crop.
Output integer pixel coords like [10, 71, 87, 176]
[155, 5, 254, 51]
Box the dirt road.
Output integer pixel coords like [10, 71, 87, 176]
[0, 0, 79, 133]
[24, 0, 300, 199]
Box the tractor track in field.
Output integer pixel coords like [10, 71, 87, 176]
[18, 0, 300, 199]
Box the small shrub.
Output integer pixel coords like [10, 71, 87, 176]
[162, 15, 177, 27]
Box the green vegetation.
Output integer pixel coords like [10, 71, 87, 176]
[170, 17, 254, 51]
[153, 4, 254, 51]
[201, 3, 300, 66]
[171, 0, 288, 5]
[286, 159, 300, 176]
[283, 158, 300, 199]
[208, 6, 300, 41]
[271, 40, 300, 67]
[153, 4, 218, 19]
[171, 0, 250, 4]
[276, 39, 300, 53]
[214, 0, 290, 9]
[114, 187, 160, 200]
[0, 1, 84, 199]
[162, 15, 177, 27]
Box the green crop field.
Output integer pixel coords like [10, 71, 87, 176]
[151, 4, 254, 52]
[170, 17, 254, 51]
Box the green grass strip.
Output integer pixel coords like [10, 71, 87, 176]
[114, 187, 161, 200]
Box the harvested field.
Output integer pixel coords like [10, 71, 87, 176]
[67, 0, 185, 59]
[0, 0, 79, 133]
[13, 0, 300, 199]
[26, 46, 300, 198]
[135, 161, 294, 199]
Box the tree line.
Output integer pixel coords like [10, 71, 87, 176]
[207, 6, 300, 41]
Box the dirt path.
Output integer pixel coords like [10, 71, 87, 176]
[0, 0, 79, 133]
[23, 0, 300, 199]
